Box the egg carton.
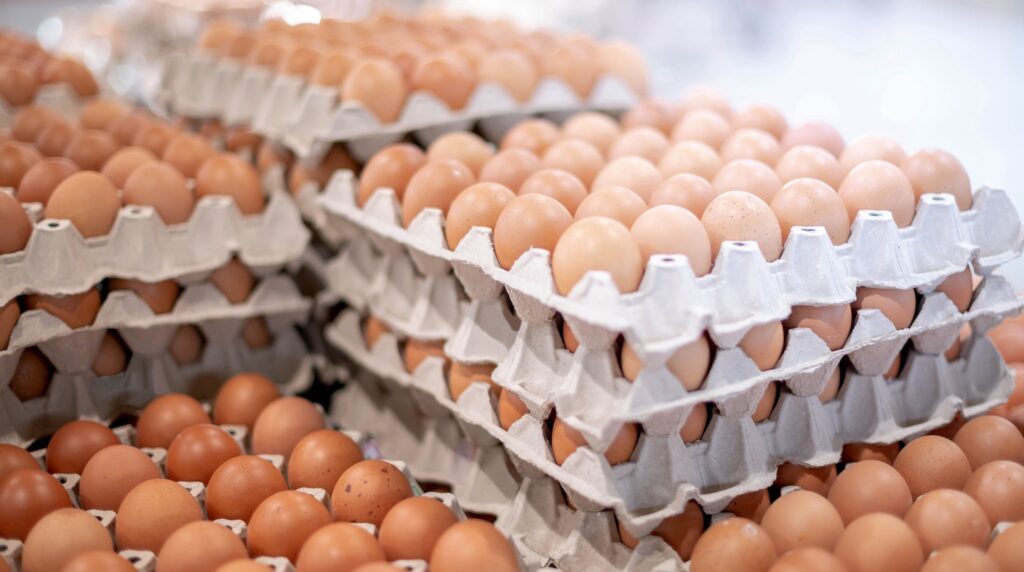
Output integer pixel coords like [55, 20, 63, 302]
[0, 187, 310, 306]
[159, 50, 637, 161]
[324, 300, 1016, 536]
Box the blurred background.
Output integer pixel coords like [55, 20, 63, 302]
[3, 0, 1024, 281]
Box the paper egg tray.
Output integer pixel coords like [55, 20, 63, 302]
[0, 419, 540, 572]
[159, 50, 638, 161]
[0, 188, 310, 305]
[324, 299, 1016, 535]
[1, 275, 312, 446]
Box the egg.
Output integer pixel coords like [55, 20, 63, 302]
[649, 173, 717, 218]
[135, 393, 208, 448]
[352, 144, 423, 206]
[478, 148, 541, 191]
[678, 86, 733, 118]
[629, 205, 713, 279]
[309, 50, 354, 87]
[619, 501, 703, 560]
[609, 127, 670, 163]
[760, 490, 844, 553]
[251, 397, 325, 459]
[410, 54, 476, 110]
[206, 455, 287, 521]
[331, 459, 413, 526]
[954, 415, 1024, 469]
[11, 105, 59, 143]
[552, 216, 643, 295]
[249, 40, 287, 69]
[934, 266, 973, 313]
[0, 62, 38, 106]
[25, 288, 101, 328]
[256, 140, 292, 175]
[449, 361, 498, 401]
[774, 462, 837, 495]
[116, 479, 203, 553]
[443, 181, 516, 250]
[560, 112, 621, 156]
[161, 133, 216, 179]
[0, 469, 73, 540]
[280, 45, 322, 77]
[378, 496, 458, 561]
[46, 419, 119, 474]
[341, 59, 407, 123]
[958, 460, 1024, 523]
[774, 145, 843, 188]
[427, 132, 493, 176]
[79, 444, 159, 510]
[922, 546, 1001, 572]
[498, 388, 529, 430]
[21, 508, 113, 572]
[401, 158, 476, 227]
[157, 521, 248, 572]
[784, 304, 852, 350]
[109, 112, 150, 146]
[904, 488, 990, 552]
[834, 513, 923, 572]
[731, 104, 788, 140]
[574, 186, 645, 227]
[78, 99, 128, 132]
[64, 130, 121, 172]
[767, 548, 847, 572]
[132, 122, 179, 156]
[109, 277, 180, 314]
[213, 372, 281, 430]
[169, 325, 204, 365]
[16, 157, 79, 204]
[658, 140, 722, 181]
[620, 100, 674, 134]
[99, 145, 155, 188]
[770, 178, 850, 246]
[720, 128, 782, 166]
[35, 120, 77, 157]
[249, 490, 331, 560]
[44, 171, 122, 238]
[165, 424, 242, 484]
[499, 118, 560, 156]
[0, 444, 37, 479]
[42, 58, 98, 96]
[477, 49, 538, 102]
[196, 154, 265, 214]
[689, 518, 776, 572]
[243, 317, 271, 349]
[0, 191, 32, 254]
[838, 160, 917, 227]
[598, 40, 648, 95]
[92, 335, 127, 377]
[0, 141, 42, 188]
[61, 551, 136, 572]
[0, 300, 19, 350]
[988, 522, 1024, 572]
[892, 435, 972, 497]
[363, 315, 389, 349]
[430, 519, 519, 572]
[826, 460, 912, 523]
[542, 139, 605, 187]
[670, 109, 731, 149]
[712, 159, 782, 203]
[287, 429, 363, 491]
[853, 287, 916, 329]
[841, 442, 900, 464]
[404, 338, 446, 373]
[551, 417, 637, 465]
[680, 405, 709, 442]
[542, 43, 596, 98]
[8, 348, 53, 401]
[208, 258, 255, 303]
[839, 134, 907, 174]
[493, 193, 573, 269]
[702, 190, 783, 262]
[122, 160, 195, 225]
[294, 523, 385, 572]
[900, 148, 973, 211]
[781, 122, 845, 157]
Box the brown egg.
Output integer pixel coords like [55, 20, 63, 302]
[195, 154, 265, 215]
[649, 173, 717, 218]
[760, 490, 844, 552]
[921, 546, 1000, 572]
[166, 423, 242, 484]
[158, 521, 248, 572]
[224, 128, 261, 154]
[44, 172, 122, 238]
[838, 160, 917, 227]
[161, 133, 216, 179]
[575, 185, 646, 227]
[287, 429, 363, 492]
[552, 216, 643, 295]
[842, 442, 900, 464]
[839, 134, 907, 174]
[892, 435, 972, 497]
[954, 415, 1024, 469]
[116, 479, 202, 552]
[213, 372, 280, 430]
[499, 118, 560, 156]
[904, 488, 990, 553]
[378, 496, 458, 560]
[551, 417, 637, 465]
[541, 140, 604, 188]
[206, 455, 287, 522]
[79, 444, 159, 510]
[331, 459, 413, 526]
[0, 444, 37, 479]
[449, 361, 498, 401]
[0, 300, 19, 352]
[294, 522, 385, 572]
[100, 147, 155, 188]
[658, 140, 722, 181]
[135, 393, 210, 448]
[109, 112, 149, 146]
[404, 338, 446, 373]
[61, 550, 137, 572]
[988, 522, 1024, 572]
[720, 128, 782, 166]
[357, 143, 428, 205]
[774, 462, 837, 496]
[784, 304, 851, 351]
[8, 347, 53, 401]
[443, 182, 515, 249]
[609, 127, 670, 163]
[781, 122, 845, 157]
[853, 287, 916, 330]
[35, 120, 78, 158]
[493, 193, 573, 269]
[562, 321, 580, 352]
[255, 140, 291, 175]
[90, 331, 127, 376]
[0, 62, 38, 106]
[518, 169, 588, 215]
[962, 459, 1024, 523]
[279, 45, 321, 77]
[363, 315, 389, 349]
[289, 144, 357, 196]
[478, 148, 541, 191]
[251, 397, 325, 459]
[0, 191, 32, 254]
[244, 317, 272, 348]
[249, 490, 331, 560]
[833, 513, 922, 572]
[702, 191, 783, 262]
[46, 419, 119, 474]
[122, 161, 195, 225]
[689, 517, 776, 572]
[477, 49, 537, 102]
[107, 278, 178, 314]
[542, 43, 596, 98]
[934, 267, 973, 313]
[900, 148, 972, 210]
[712, 158, 782, 203]
[208, 258, 254, 304]
[498, 388, 529, 431]
[770, 178, 850, 246]
[619, 504, 704, 560]
[430, 519, 518, 572]
[169, 325, 204, 365]
[25, 288, 101, 328]
[310, 50, 354, 87]
[768, 547, 847, 572]
[0, 141, 42, 188]
[0, 469, 72, 540]
[774, 145, 842, 189]
[827, 460, 912, 523]
[752, 382, 779, 422]
[591, 156, 662, 202]
[561, 112, 621, 156]
[598, 40, 648, 95]
[427, 132, 493, 176]
[16, 157, 79, 204]
[680, 404, 709, 442]
[78, 99, 129, 131]
[671, 109, 731, 149]
[42, 58, 98, 96]
[11, 106, 59, 143]
[64, 130, 120, 171]
[341, 59, 407, 123]
[732, 104, 787, 140]
[132, 123, 180, 157]
[401, 159, 476, 227]
[410, 54, 476, 110]
[22, 508, 113, 572]
[630, 206, 712, 278]
[678, 86, 733, 117]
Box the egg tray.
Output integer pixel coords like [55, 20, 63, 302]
[159, 50, 637, 162]
[0, 187, 310, 306]
[0, 318, 312, 447]
[324, 301, 1016, 536]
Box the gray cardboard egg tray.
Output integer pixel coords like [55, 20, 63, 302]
[159, 50, 637, 161]
[0, 186, 310, 305]
[0, 416, 539, 572]
[0, 274, 312, 446]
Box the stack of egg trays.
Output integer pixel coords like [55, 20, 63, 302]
[0, 416, 542, 572]
[159, 48, 637, 162]
[0, 189, 313, 446]
[315, 170, 1024, 535]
